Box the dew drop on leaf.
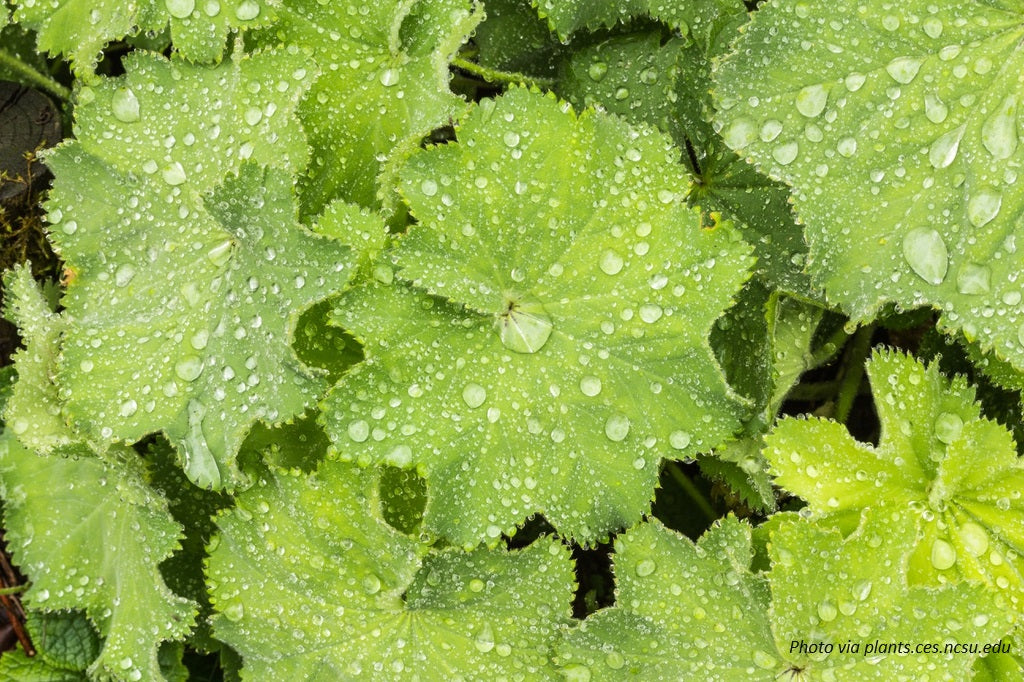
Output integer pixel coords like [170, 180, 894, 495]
[795, 84, 827, 118]
[885, 56, 923, 84]
[165, 0, 195, 19]
[933, 412, 963, 444]
[967, 189, 1002, 227]
[462, 383, 487, 409]
[930, 538, 957, 570]
[111, 87, 140, 123]
[599, 249, 624, 275]
[234, 0, 259, 20]
[604, 414, 630, 442]
[958, 522, 989, 557]
[901, 227, 948, 285]
[928, 125, 965, 169]
[579, 376, 602, 397]
[981, 95, 1018, 160]
[956, 263, 991, 295]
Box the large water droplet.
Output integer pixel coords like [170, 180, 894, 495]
[207, 239, 233, 266]
[635, 559, 656, 577]
[379, 68, 400, 87]
[934, 412, 963, 444]
[722, 118, 757, 149]
[234, 0, 260, 20]
[162, 162, 187, 186]
[462, 383, 487, 408]
[669, 430, 691, 450]
[772, 141, 799, 165]
[885, 56, 923, 84]
[114, 264, 136, 287]
[795, 84, 827, 118]
[958, 522, 989, 557]
[347, 420, 369, 443]
[760, 119, 783, 142]
[497, 303, 553, 354]
[587, 62, 608, 81]
[184, 399, 221, 489]
[111, 87, 140, 123]
[924, 93, 948, 124]
[600, 249, 624, 275]
[930, 538, 957, 570]
[928, 125, 965, 169]
[902, 227, 948, 285]
[956, 264, 991, 295]
[922, 17, 943, 39]
[981, 95, 1018, 160]
[817, 600, 838, 622]
[604, 413, 630, 442]
[967, 190, 1002, 228]
[175, 355, 203, 381]
[579, 375, 602, 397]
[474, 624, 495, 653]
[165, 0, 195, 18]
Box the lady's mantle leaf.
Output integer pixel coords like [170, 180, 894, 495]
[765, 350, 1024, 611]
[206, 460, 573, 679]
[1, 265, 76, 454]
[534, 0, 745, 41]
[322, 87, 752, 547]
[557, 509, 1013, 679]
[11, 0, 278, 74]
[0, 432, 195, 682]
[44, 51, 354, 490]
[714, 0, 1024, 370]
[249, 0, 482, 215]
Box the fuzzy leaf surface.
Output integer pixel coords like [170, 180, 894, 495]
[46, 51, 353, 489]
[557, 509, 1013, 679]
[322, 87, 752, 547]
[249, 0, 481, 214]
[765, 349, 1024, 611]
[534, 0, 745, 41]
[0, 432, 194, 682]
[207, 460, 573, 679]
[11, 0, 278, 73]
[714, 0, 1024, 368]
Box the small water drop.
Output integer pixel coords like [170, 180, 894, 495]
[772, 141, 799, 165]
[760, 119, 783, 142]
[967, 190, 1002, 228]
[837, 137, 857, 157]
[922, 16, 943, 39]
[635, 559, 656, 577]
[587, 62, 608, 81]
[165, 0, 195, 18]
[930, 538, 957, 570]
[362, 575, 382, 595]
[924, 93, 948, 124]
[161, 162, 187, 186]
[669, 430, 691, 450]
[222, 601, 244, 621]
[928, 124, 965, 169]
[175, 355, 203, 381]
[207, 239, 233, 266]
[497, 304, 553, 354]
[604, 413, 630, 442]
[817, 600, 838, 622]
[599, 249, 624, 275]
[347, 420, 369, 443]
[981, 95, 1018, 159]
[243, 106, 263, 126]
[462, 383, 487, 409]
[474, 624, 495, 653]
[902, 227, 948, 285]
[379, 68, 400, 87]
[721, 118, 756, 149]
[934, 412, 963, 444]
[114, 264, 136, 287]
[579, 376, 602, 397]
[956, 264, 991, 295]
[885, 56, 923, 84]
[795, 84, 828, 118]
[111, 87, 140, 123]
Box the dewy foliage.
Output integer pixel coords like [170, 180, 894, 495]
[322, 86, 752, 548]
[714, 0, 1024, 371]
[1, 0, 1024, 680]
[45, 52, 353, 490]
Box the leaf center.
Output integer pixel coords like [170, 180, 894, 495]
[496, 299, 553, 354]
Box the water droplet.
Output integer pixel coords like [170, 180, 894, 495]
[605, 651, 625, 669]
[222, 601, 244, 621]
[234, 0, 259, 20]
[635, 559, 656, 577]
[722, 118, 756, 149]
[119, 399, 138, 417]
[175, 355, 203, 381]
[885, 56, 923, 84]
[579, 375, 602, 397]
[924, 93, 948, 124]
[386, 445, 412, 467]
[928, 124, 965, 169]
[639, 304, 663, 323]
[503, 131, 520, 147]
[760, 119, 783, 142]
[604, 413, 630, 442]
[243, 106, 263, 126]
[923, 17, 943, 39]
[114, 264, 136, 287]
[119, 657, 134, 670]
[956, 264, 991, 295]
[587, 62, 608, 81]
[462, 383, 487, 409]
[379, 68, 400, 87]
[419, 179, 437, 196]
[669, 430, 691, 450]
[772, 141, 799, 165]
[795, 84, 827, 118]
[958, 522, 989, 557]
[930, 538, 957, 570]
[474, 624, 495, 653]
[837, 137, 857, 157]
[982, 95, 1018, 159]
[207, 239, 233, 266]
[362, 574, 382, 594]
[817, 600, 838, 622]
[111, 87, 140, 123]
[934, 412, 963, 444]
[203, 0, 221, 16]
[165, 0, 195, 18]
[852, 579, 872, 601]
[497, 304, 553, 354]
[844, 72, 866, 92]
[162, 162, 187, 186]
[967, 190, 1002, 228]
[347, 420, 369, 443]
[599, 249, 624, 275]
[902, 227, 948, 285]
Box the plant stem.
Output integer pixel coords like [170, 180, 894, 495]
[0, 49, 71, 102]
[807, 322, 852, 370]
[667, 462, 717, 523]
[0, 583, 28, 596]
[834, 324, 875, 424]
[450, 57, 556, 89]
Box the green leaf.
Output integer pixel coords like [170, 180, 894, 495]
[1, 265, 76, 454]
[0, 433, 195, 682]
[206, 460, 574, 679]
[11, 0, 278, 74]
[47, 51, 354, 489]
[27, 611, 101, 673]
[474, 0, 566, 79]
[248, 0, 482, 215]
[714, 0, 1024, 370]
[321, 87, 752, 547]
[765, 349, 1024, 611]
[557, 508, 1014, 679]
[0, 648, 87, 682]
[534, 0, 745, 42]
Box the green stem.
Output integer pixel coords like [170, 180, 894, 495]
[785, 380, 840, 402]
[450, 56, 556, 89]
[668, 462, 717, 523]
[0, 49, 70, 102]
[0, 583, 28, 596]
[807, 322, 852, 370]
[834, 324, 875, 424]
